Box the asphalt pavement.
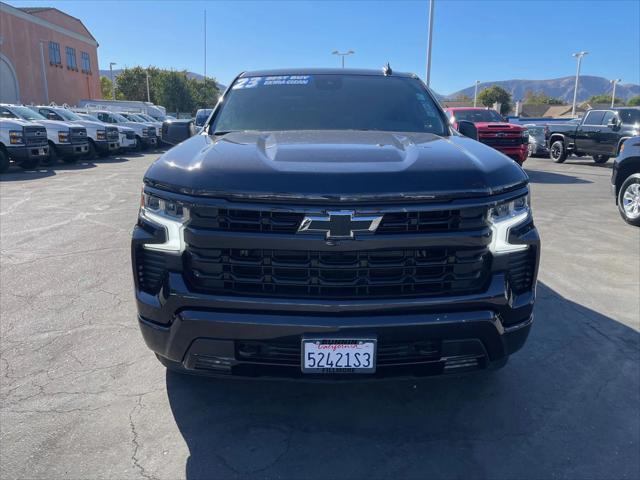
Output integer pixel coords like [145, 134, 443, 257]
[1, 152, 638, 479]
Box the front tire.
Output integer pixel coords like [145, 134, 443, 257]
[618, 174, 640, 226]
[594, 154, 610, 164]
[86, 140, 97, 160]
[19, 156, 39, 170]
[550, 140, 567, 163]
[0, 149, 9, 173]
[41, 142, 58, 166]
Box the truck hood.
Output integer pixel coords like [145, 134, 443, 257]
[473, 122, 524, 131]
[0, 118, 43, 128]
[36, 119, 84, 130]
[144, 130, 528, 202]
[74, 120, 106, 129]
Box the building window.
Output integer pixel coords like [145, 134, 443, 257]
[48, 41, 61, 65]
[81, 52, 91, 74]
[66, 47, 77, 70]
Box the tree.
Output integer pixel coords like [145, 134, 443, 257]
[158, 70, 194, 116]
[115, 66, 149, 101]
[477, 85, 512, 114]
[188, 77, 221, 110]
[523, 90, 565, 105]
[587, 94, 625, 105]
[100, 76, 113, 99]
[628, 96, 640, 106]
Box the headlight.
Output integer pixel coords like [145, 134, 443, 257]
[142, 128, 149, 137]
[9, 130, 24, 144]
[58, 131, 70, 143]
[139, 192, 189, 252]
[96, 130, 106, 140]
[488, 194, 531, 253]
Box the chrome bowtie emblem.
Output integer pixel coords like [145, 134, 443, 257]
[297, 211, 383, 239]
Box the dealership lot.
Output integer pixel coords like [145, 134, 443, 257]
[1, 153, 638, 479]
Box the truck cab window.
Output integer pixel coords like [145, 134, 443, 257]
[583, 111, 605, 126]
[601, 111, 616, 126]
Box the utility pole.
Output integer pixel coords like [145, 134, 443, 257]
[426, 0, 435, 87]
[146, 71, 151, 102]
[332, 50, 354, 68]
[109, 62, 117, 100]
[610, 78, 621, 108]
[204, 9, 207, 87]
[473, 80, 480, 107]
[571, 51, 588, 117]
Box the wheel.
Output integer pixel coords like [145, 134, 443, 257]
[618, 174, 640, 226]
[19, 156, 39, 170]
[550, 140, 567, 163]
[594, 154, 610, 164]
[41, 142, 58, 166]
[86, 140, 97, 160]
[0, 149, 9, 173]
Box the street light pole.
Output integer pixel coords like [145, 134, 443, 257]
[610, 78, 622, 108]
[146, 71, 151, 102]
[426, 0, 435, 87]
[109, 62, 117, 100]
[331, 50, 354, 68]
[571, 51, 588, 117]
[473, 80, 480, 107]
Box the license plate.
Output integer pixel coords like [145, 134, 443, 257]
[301, 338, 376, 374]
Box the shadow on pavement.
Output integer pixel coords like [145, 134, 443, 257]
[526, 169, 592, 184]
[165, 283, 639, 480]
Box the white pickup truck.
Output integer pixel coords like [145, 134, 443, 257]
[76, 113, 137, 152]
[0, 104, 88, 166]
[32, 106, 120, 160]
[0, 117, 49, 172]
[93, 110, 157, 151]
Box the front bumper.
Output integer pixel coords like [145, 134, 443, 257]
[496, 146, 528, 164]
[57, 142, 89, 156]
[6, 144, 49, 161]
[133, 241, 540, 380]
[141, 136, 158, 147]
[95, 139, 120, 153]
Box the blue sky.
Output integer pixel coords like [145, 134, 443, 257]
[11, 0, 640, 94]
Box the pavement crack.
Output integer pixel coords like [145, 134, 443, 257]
[129, 395, 158, 480]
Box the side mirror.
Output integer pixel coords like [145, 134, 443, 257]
[457, 120, 478, 141]
[607, 117, 620, 129]
[162, 119, 195, 146]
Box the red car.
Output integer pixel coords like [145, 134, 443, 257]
[445, 107, 529, 165]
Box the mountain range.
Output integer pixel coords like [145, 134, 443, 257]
[444, 76, 640, 103]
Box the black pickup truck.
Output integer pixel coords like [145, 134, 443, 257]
[132, 68, 540, 380]
[547, 107, 640, 164]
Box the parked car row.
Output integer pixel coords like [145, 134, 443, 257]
[0, 103, 164, 173]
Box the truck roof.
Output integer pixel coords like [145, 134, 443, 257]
[239, 68, 417, 78]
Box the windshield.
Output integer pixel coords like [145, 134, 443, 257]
[12, 106, 47, 121]
[618, 109, 640, 124]
[111, 113, 129, 123]
[80, 114, 101, 122]
[55, 109, 82, 121]
[195, 109, 213, 126]
[213, 74, 447, 135]
[139, 114, 154, 122]
[133, 114, 150, 122]
[526, 126, 545, 136]
[452, 109, 504, 123]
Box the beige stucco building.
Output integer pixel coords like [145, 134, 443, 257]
[0, 2, 101, 105]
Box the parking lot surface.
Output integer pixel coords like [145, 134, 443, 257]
[1, 153, 639, 479]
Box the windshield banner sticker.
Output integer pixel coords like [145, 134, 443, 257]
[233, 76, 311, 89]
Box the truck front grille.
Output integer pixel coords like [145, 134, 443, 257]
[106, 127, 119, 140]
[147, 127, 156, 137]
[125, 131, 136, 140]
[479, 136, 524, 147]
[69, 127, 88, 144]
[188, 206, 487, 235]
[185, 246, 491, 299]
[24, 126, 48, 147]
